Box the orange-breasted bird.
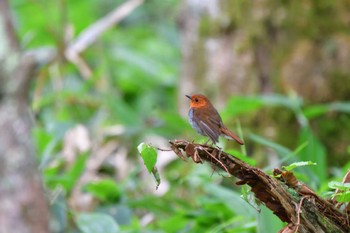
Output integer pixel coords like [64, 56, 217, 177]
[186, 94, 244, 145]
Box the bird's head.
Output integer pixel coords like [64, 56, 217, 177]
[186, 94, 210, 108]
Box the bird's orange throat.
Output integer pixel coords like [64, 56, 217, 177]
[190, 101, 207, 108]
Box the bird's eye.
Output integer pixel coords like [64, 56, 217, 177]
[194, 98, 199, 102]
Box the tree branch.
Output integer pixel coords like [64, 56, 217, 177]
[65, 0, 144, 78]
[23, 0, 145, 79]
[169, 140, 350, 233]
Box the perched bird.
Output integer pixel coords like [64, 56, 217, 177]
[186, 94, 244, 145]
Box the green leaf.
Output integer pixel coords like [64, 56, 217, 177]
[257, 205, 284, 233]
[208, 216, 256, 233]
[204, 183, 256, 217]
[44, 152, 89, 192]
[151, 167, 161, 190]
[333, 191, 350, 203]
[283, 161, 317, 171]
[84, 179, 122, 202]
[328, 181, 350, 191]
[303, 104, 329, 119]
[157, 112, 189, 136]
[329, 180, 350, 202]
[61, 153, 89, 192]
[330, 102, 350, 113]
[249, 134, 291, 159]
[226, 150, 256, 166]
[137, 143, 157, 173]
[303, 102, 350, 119]
[32, 128, 54, 157]
[298, 127, 327, 185]
[105, 95, 141, 128]
[76, 213, 119, 233]
[260, 94, 303, 109]
[224, 96, 263, 117]
[137, 143, 160, 188]
[250, 134, 310, 172]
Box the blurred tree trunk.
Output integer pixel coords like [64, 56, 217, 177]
[0, 1, 50, 233]
[178, 0, 258, 114]
[178, 0, 350, 108]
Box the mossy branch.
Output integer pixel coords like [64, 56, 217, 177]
[169, 140, 350, 233]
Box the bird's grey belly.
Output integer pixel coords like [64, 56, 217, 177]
[188, 108, 205, 136]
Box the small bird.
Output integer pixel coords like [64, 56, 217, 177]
[186, 94, 244, 145]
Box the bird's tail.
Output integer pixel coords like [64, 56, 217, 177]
[220, 127, 244, 145]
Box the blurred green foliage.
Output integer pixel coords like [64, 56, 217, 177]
[10, 0, 350, 232]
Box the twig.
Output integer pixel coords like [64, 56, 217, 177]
[65, 0, 144, 78]
[295, 196, 307, 233]
[153, 146, 173, 152]
[202, 147, 230, 176]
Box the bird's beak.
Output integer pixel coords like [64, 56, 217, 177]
[185, 95, 191, 100]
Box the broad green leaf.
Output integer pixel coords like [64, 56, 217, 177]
[260, 94, 303, 109]
[105, 95, 141, 128]
[137, 143, 157, 173]
[137, 143, 160, 188]
[257, 205, 283, 233]
[60, 153, 89, 192]
[33, 127, 61, 169]
[157, 111, 189, 136]
[44, 153, 89, 192]
[32, 128, 54, 157]
[250, 134, 309, 172]
[84, 179, 121, 202]
[208, 216, 256, 233]
[249, 134, 291, 158]
[330, 102, 350, 113]
[283, 161, 317, 171]
[204, 183, 256, 217]
[241, 185, 260, 213]
[76, 213, 119, 233]
[333, 191, 350, 203]
[298, 127, 327, 185]
[223, 96, 263, 117]
[303, 104, 329, 119]
[292, 141, 309, 157]
[328, 181, 350, 191]
[303, 102, 350, 119]
[157, 214, 188, 232]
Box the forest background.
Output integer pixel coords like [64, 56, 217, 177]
[1, 0, 350, 232]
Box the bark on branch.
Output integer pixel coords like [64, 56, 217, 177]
[169, 140, 350, 233]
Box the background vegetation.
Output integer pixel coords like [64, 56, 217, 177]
[8, 0, 350, 232]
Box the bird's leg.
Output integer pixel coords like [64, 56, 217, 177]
[203, 139, 211, 145]
[202, 147, 230, 176]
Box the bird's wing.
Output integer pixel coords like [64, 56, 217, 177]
[206, 112, 244, 145]
[198, 120, 220, 143]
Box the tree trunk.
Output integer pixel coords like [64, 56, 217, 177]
[0, 0, 50, 232]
